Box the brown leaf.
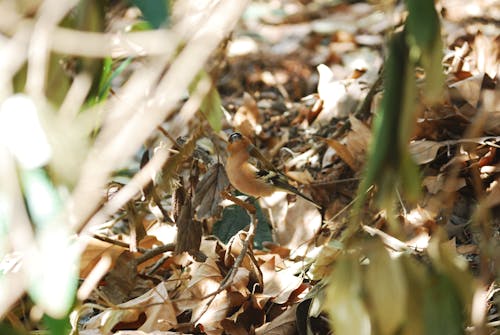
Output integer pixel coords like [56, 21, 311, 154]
[267, 195, 321, 251]
[449, 73, 484, 108]
[84, 282, 177, 332]
[101, 251, 140, 304]
[409, 140, 442, 164]
[255, 303, 298, 335]
[193, 163, 229, 220]
[423, 175, 466, 194]
[175, 200, 202, 256]
[323, 138, 357, 170]
[261, 257, 303, 304]
[159, 129, 201, 194]
[225, 231, 263, 288]
[345, 115, 371, 167]
[233, 92, 262, 138]
[80, 238, 126, 278]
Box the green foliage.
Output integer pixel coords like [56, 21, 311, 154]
[0, 323, 28, 335]
[325, 250, 371, 335]
[354, 31, 421, 227]
[129, 0, 171, 29]
[423, 274, 464, 335]
[405, 0, 445, 102]
[43, 314, 72, 335]
[189, 70, 224, 132]
[353, 0, 443, 227]
[213, 198, 273, 249]
[323, 233, 473, 335]
[95, 57, 133, 104]
[62, 0, 105, 102]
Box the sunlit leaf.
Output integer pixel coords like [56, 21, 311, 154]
[364, 240, 407, 335]
[189, 70, 223, 132]
[325, 253, 371, 335]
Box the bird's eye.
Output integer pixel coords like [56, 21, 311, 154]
[229, 132, 242, 143]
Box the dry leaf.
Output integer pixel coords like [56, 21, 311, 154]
[194, 163, 229, 220]
[80, 238, 126, 278]
[260, 257, 303, 304]
[270, 196, 322, 251]
[84, 282, 177, 332]
[233, 92, 262, 138]
[449, 73, 484, 108]
[255, 303, 298, 335]
[345, 115, 371, 167]
[175, 195, 202, 255]
[423, 175, 466, 194]
[409, 140, 442, 164]
[323, 138, 357, 170]
[101, 251, 141, 305]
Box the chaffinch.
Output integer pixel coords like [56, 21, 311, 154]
[225, 132, 320, 208]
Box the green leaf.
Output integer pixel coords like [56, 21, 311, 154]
[325, 253, 371, 335]
[405, 0, 440, 49]
[95, 57, 133, 103]
[188, 70, 223, 132]
[201, 85, 223, 132]
[354, 32, 416, 218]
[405, 0, 444, 102]
[20, 169, 62, 228]
[423, 274, 464, 335]
[364, 240, 407, 335]
[130, 0, 170, 29]
[213, 199, 272, 249]
[0, 323, 28, 335]
[43, 314, 72, 335]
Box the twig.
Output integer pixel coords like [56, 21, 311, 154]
[92, 234, 147, 253]
[192, 198, 259, 325]
[221, 190, 256, 214]
[136, 243, 176, 265]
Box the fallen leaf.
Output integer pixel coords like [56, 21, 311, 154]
[255, 303, 298, 335]
[409, 140, 442, 164]
[323, 138, 357, 170]
[84, 282, 177, 332]
[194, 163, 229, 220]
[233, 92, 262, 138]
[260, 256, 303, 304]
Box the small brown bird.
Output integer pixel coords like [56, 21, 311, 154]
[225, 132, 320, 208]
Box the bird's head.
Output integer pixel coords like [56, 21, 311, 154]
[228, 132, 243, 143]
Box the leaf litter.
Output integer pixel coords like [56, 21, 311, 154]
[3, 0, 499, 334]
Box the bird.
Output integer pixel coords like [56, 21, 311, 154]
[225, 132, 321, 208]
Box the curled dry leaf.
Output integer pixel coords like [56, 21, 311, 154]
[225, 230, 263, 288]
[346, 115, 371, 161]
[323, 138, 357, 171]
[255, 303, 298, 335]
[409, 140, 442, 165]
[175, 195, 202, 256]
[233, 92, 262, 138]
[269, 195, 322, 251]
[260, 256, 304, 305]
[101, 251, 141, 305]
[449, 73, 484, 108]
[84, 282, 177, 332]
[315, 64, 354, 122]
[194, 163, 230, 220]
[79, 238, 126, 278]
[423, 175, 466, 194]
